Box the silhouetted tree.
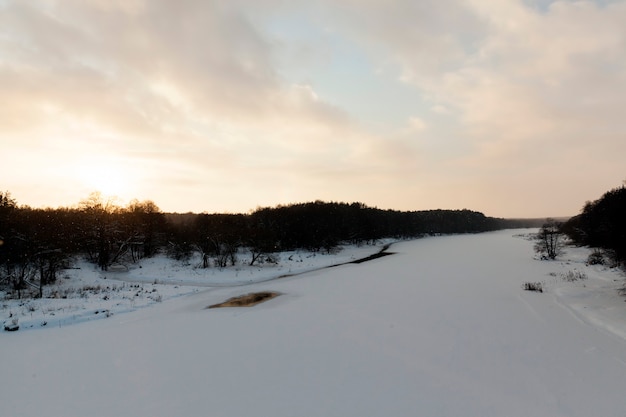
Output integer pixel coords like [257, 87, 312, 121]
[247, 209, 279, 266]
[125, 199, 165, 259]
[77, 192, 120, 270]
[564, 185, 626, 266]
[534, 219, 564, 260]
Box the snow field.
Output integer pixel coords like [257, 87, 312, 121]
[2, 230, 626, 417]
[1, 242, 390, 331]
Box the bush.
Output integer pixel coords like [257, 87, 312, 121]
[523, 282, 543, 292]
[587, 250, 605, 266]
[3, 317, 19, 331]
[561, 270, 587, 282]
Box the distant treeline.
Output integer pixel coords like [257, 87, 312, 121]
[0, 191, 537, 297]
[563, 185, 626, 266]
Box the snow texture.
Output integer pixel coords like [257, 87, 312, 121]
[2, 230, 626, 417]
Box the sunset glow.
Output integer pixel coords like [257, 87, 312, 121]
[75, 161, 135, 200]
[2, 0, 625, 216]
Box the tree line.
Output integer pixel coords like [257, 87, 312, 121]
[563, 184, 626, 266]
[1, 191, 528, 298]
[0, 192, 166, 298]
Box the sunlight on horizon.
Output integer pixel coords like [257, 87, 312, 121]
[2, 0, 625, 218]
[71, 157, 142, 206]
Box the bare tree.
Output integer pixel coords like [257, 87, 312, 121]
[534, 219, 564, 260]
[78, 192, 120, 270]
[126, 199, 164, 258]
[33, 249, 65, 298]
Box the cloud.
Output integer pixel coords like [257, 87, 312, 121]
[310, 0, 626, 215]
[0, 1, 374, 190]
[2, 0, 625, 216]
[406, 116, 427, 132]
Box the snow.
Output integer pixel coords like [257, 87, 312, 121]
[0, 242, 391, 330]
[2, 230, 626, 417]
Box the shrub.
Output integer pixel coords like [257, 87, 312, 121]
[523, 282, 543, 292]
[3, 317, 19, 331]
[561, 270, 587, 282]
[587, 250, 605, 266]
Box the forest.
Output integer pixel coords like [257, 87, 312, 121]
[563, 185, 626, 267]
[0, 191, 535, 297]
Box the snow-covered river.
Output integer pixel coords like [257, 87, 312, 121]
[3, 229, 626, 416]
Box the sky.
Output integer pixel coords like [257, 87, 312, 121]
[1, 0, 625, 217]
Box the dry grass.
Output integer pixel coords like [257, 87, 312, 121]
[207, 291, 280, 309]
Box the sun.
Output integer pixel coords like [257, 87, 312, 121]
[76, 159, 135, 199]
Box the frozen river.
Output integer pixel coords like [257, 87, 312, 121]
[3, 230, 626, 416]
